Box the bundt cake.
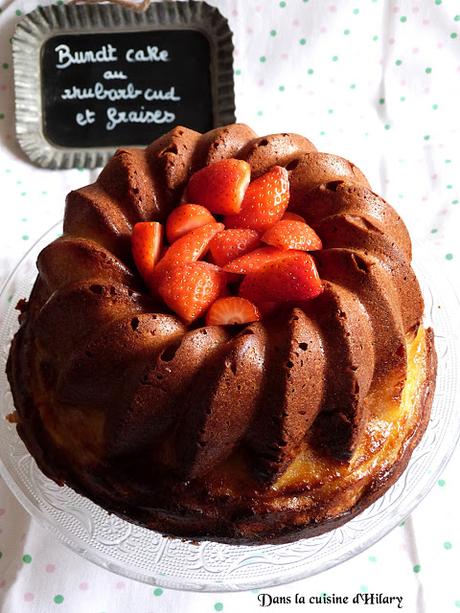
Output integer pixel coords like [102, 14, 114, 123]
[6, 124, 437, 544]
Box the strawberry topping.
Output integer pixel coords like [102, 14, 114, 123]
[131, 222, 163, 283]
[166, 204, 215, 244]
[261, 219, 322, 251]
[205, 296, 260, 326]
[209, 229, 261, 267]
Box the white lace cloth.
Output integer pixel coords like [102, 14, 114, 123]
[0, 0, 459, 611]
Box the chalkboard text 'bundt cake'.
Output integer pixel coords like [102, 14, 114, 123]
[7, 124, 436, 544]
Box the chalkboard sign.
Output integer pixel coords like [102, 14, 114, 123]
[13, 2, 235, 169]
[42, 30, 213, 148]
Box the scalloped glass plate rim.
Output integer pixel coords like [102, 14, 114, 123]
[0, 222, 459, 592]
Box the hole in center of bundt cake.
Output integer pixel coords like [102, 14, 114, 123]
[130, 159, 324, 327]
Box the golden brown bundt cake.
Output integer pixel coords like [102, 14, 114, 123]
[6, 124, 436, 544]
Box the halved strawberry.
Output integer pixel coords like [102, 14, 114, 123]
[205, 296, 260, 326]
[224, 166, 290, 231]
[261, 219, 322, 251]
[223, 246, 293, 274]
[186, 159, 251, 215]
[209, 229, 261, 267]
[283, 211, 305, 222]
[166, 204, 215, 244]
[158, 222, 224, 268]
[131, 221, 163, 283]
[239, 252, 323, 305]
[155, 261, 227, 324]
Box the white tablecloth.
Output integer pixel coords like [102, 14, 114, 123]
[1, 0, 459, 611]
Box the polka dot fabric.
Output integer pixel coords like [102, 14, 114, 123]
[0, 0, 459, 611]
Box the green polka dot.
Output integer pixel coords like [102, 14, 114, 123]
[431, 228, 438, 234]
[413, 564, 421, 573]
[53, 595, 64, 605]
[278, 85, 285, 92]
[373, 35, 379, 41]
[350, 83, 356, 89]
[395, 59, 402, 66]
[451, 33, 458, 39]
[214, 604, 224, 612]
[455, 601, 460, 608]
[368, 555, 377, 562]
[299, 38, 306, 45]
[400, 16, 407, 23]
[447, 184, 453, 189]
[445, 159, 451, 163]
[2, 63, 8, 69]
[455, 15, 460, 22]
[400, 96, 406, 101]
[425, 67, 432, 74]
[22, 235, 29, 241]
[344, 29, 350, 35]
[332, 55, 339, 61]
[22, 554, 32, 563]
[353, 8, 359, 15]
[452, 199, 458, 204]
[384, 124, 391, 130]
[443, 541, 452, 550]
[438, 478, 446, 486]
[153, 588, 163, 596]
[279, 1, 286, 7]
[270, 29, 277, 37]
[20, 191, 27, 196]
[399, 520, 406, 526]
[435, 0, 442, 4]
[257, 110, 263, 116]
[424, 135, 430, 141]
[15, 9, 22, 16]
[432, 104, 438, 110]
[41, 190, 48, 195]
[235, 69, 241, 76]
[259, 56, 266, 63]
[379, 98, 385, 104]
[360, 585, 368, 593]
[307, 68, 314, 75]
[445, 253, 453, 261]
[56, 0, 64, 4]
[319, 131, 326, 136]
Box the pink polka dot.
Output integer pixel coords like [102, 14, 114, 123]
[412, 47, 419, 54]
[292, 19, 299, 26]
[437, 42, 443, 49]
[412, 6, 419, 13]
[116, 581, 125, 590]
[258, 79, 264, 87]
[431, 174, 438, 180]
[45, 564, 55, 573]
[0, 509, 5, 517]
[389, 37, 395, 45]
[392, 6, 400, 13]
[255, 5, 261, 12]
[281, 53, 288, 60]
[329, 5, 337, 12]
[24, 593, 34, 602]
[79, 582, 88, 591]
[400, 80, 406, 86]
[422, 19, 430, 26]
[457, 66, 460, 72]
[246, 27, 253, 34]
[320, 26, 327, 34]
[231, 9, 237, 17]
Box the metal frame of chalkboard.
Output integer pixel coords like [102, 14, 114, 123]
[13, 1, 236, 169]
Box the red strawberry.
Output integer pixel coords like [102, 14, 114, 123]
[283, 211, 305, 222]
[158, 222, 224, 268]
[239, 252, 323, 305]
[209, 229, 261, 267]
[155, 261, 227, 324]
[224, 246, 293, 274]
[186, 159, 251, 215]
[261, 219, 322, 251]
[224, 166, 290, 231]
[131, 222, 163, 283]
[166, 204, 215, 244]
[205, 296, 260, 326]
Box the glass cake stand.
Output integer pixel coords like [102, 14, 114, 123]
[0, 222, 459, 592]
